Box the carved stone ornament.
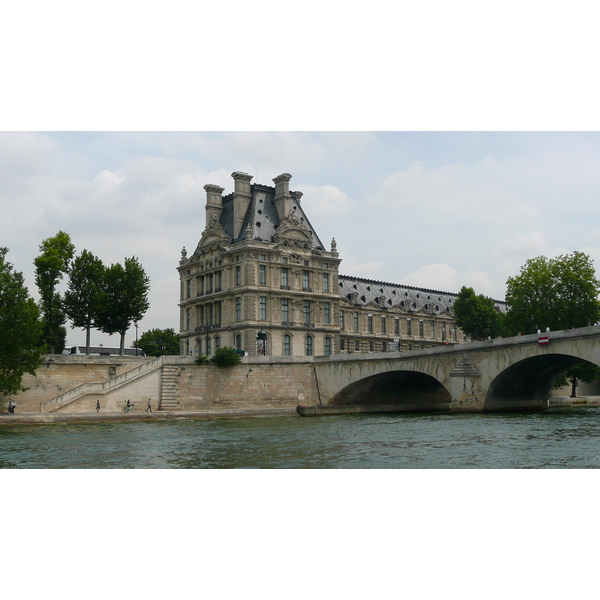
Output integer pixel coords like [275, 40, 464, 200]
[290, 253, 302, 264]
[199, 215, 230, 251]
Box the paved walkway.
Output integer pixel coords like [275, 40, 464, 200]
[0, 407, 298, 425]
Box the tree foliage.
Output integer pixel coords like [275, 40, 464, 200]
[210, 346, 242, 367]
[553, 361, 600, 398]
[96, 257, 150, 355]
[136, 328, 179, 357]
[34, 231, 75, 353]
[453, 286, 505, 341]
[63, 250, 106, 355]
[0, 248, 44, 396]
[505, 252, 600, 335]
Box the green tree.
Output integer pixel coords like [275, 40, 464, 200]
[505, 252, 600, 335]
[210, 346, 242, 367]
[453, 286, 505, 341]
[0, 248, 44, 396]
[63, 250, 106, 355]
[34, 231, 75, 354]
[553, 362, 600, 398]
[135, 328, 180, 357]
[97, 257, 150, 355]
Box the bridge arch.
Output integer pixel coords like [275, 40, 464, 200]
[330, 369, 451, 410]
[484, 353, 599, 411]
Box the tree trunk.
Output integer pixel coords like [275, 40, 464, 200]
[119, 331, 126, 356]
[570, 377, 578, 398]
[85, 326, 91, 355]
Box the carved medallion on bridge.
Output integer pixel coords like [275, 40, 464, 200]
[450, 354, 481, 378]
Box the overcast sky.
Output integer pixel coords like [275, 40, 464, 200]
[2, 131, 600, 348]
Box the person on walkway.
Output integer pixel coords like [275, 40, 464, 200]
[146, 398, 152, 413]
[8, 400, 14, 415]
[96, 400, 100, 412]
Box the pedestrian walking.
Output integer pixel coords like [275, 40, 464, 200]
[8, 400, 15, 415]
[146, 398, 152, 413]
[96, 399, 100, 412]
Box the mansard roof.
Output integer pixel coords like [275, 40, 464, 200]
[338, 274, 507, 314]
[220, 183, 326, 250]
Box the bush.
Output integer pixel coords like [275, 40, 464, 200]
[210, 346, 242, 367]
[195, 355, 209, 365]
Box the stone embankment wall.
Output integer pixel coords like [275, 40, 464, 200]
[1, 355, 154, 412]
[1, 355, 318, 414]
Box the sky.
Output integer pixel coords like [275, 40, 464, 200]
[2, 131, 600, 348]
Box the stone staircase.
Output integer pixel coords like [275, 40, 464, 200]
[41, 356, 164, 413]
[159, 365, 181, 410]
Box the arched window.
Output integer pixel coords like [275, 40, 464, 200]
[283, 334, 291, 356]
[215, 335, 221, 351]
[305, 335, 313, 356]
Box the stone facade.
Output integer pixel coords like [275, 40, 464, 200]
[177, 171, 503, 357]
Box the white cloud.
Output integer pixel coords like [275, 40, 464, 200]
[296, 184, 354, 220]
[495, 231, 550, 256]
[400, 264, 460, 291]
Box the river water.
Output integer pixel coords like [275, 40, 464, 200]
[2, 407, 600, 468]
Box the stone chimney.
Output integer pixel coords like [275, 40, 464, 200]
[273, 173, 292, 220]
[232, 171, 253, 239]
[204, 184, 224, 227]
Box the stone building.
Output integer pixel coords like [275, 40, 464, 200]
[178, 171, 496, 357]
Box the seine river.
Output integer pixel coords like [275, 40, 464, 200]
[2, 407, 600, 468]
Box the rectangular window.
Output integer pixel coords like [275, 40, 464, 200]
[186, 279, 191, 299]
[186, 308, 191, 329]
[323, 302, 331, 325]
[281, 298, 289, 323]
[340, 339, 345, 351]
[259, 264, 266, 286]
[236, 297, 241, 321]
[394, 318, 400, 336]
[355, 339, 360, 352]
[303, 260, 309, 267]
[324, 337, 331, 356]
[339, 310, 345, 330]
[199, 276, 205, 295]
[207, 273, 213, 293]
[353, 311, 359, 332]
[322, 273, 330, 292]
[259, 296, 267, 320]
[305, 336, 313, 356]
[431, 322, 435, 339]
[442, 323, 447, 340]
[283, 334, 291, 356]
[282, 257, 288, 264]
[281, 267, 289, 289]
[215, 271, 222, 291]
[419, 320, 424, 337]
[302, 270, 310, 291]
[259, 254, 266, 261]
[407, 319, 412, 336]
[235, 266, 241, 286]
[368, 315, 373, 333]
[381, 316, 386, 334]
[304, 300, 311, 324]
[206, 337, 211, 355]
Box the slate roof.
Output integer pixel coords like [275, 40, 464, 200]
[219, 183, 326, 250]
[338, 275, 507, 314]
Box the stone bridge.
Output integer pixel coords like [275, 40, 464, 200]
[312, 326, 600, 412]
